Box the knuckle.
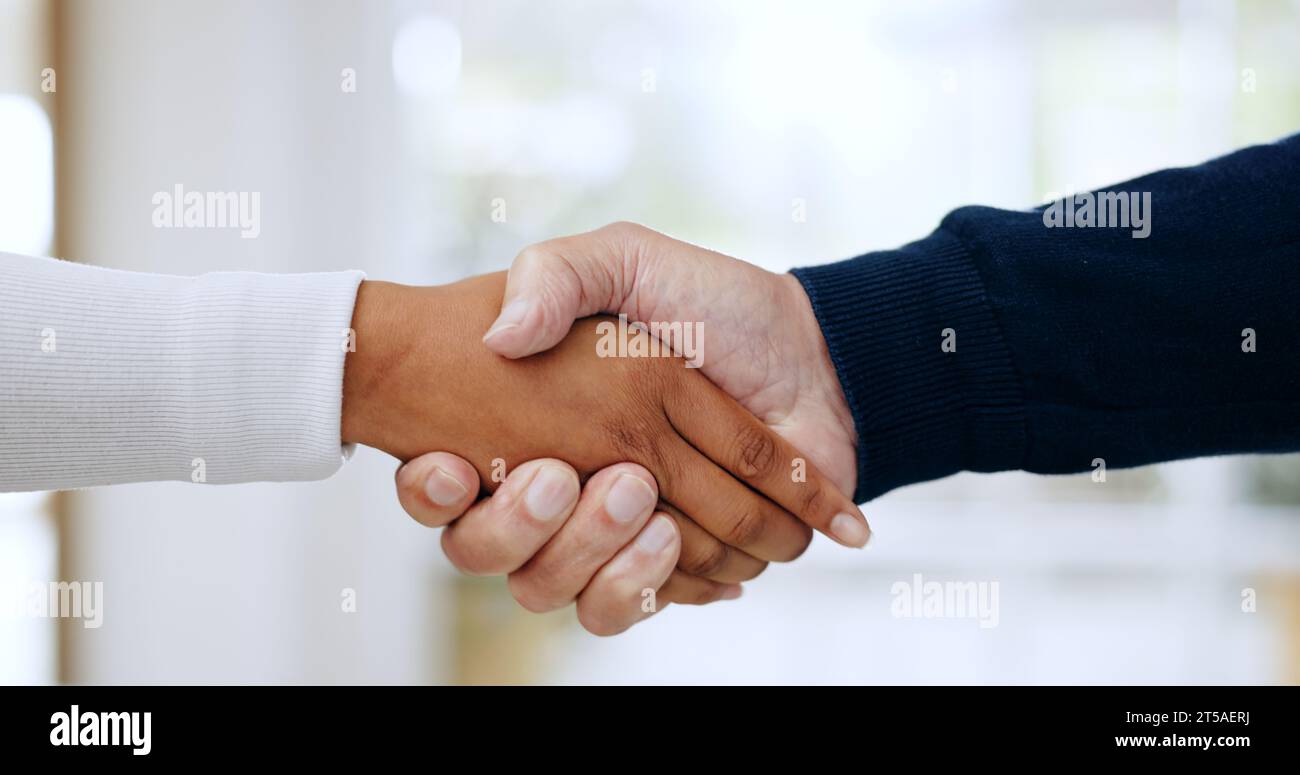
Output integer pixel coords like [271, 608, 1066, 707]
[513, 243, 554, 271]
[732, 425, 778, 479]
[609, 574, 651, 608]
[440, 530, 489, 576]
[722, 506, 768, 550]
[713, 553, 767, 583]
[506, 571, 566, 614]
[601, 220, 645, 241]
[406, 505, 444, 529]
[577, 581, 645, 637]
[442, 533, 510, 577]
[678, 538, 730, 578]
[575, 602, 628, 637]
[780, 524, 815, 562]
[797, 483, 828, 520]
[535, 285, 572, 334]
[476, 524, 521, 573]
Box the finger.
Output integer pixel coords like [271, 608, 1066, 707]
[574, 513, 681, 636]
[394, 452, 480, 528]
[667, 380, 871, 548]
[658, 570, 743, 606]
[657, 436, 813, 563]
[440, 459, 579, 576]
[507, 463, 659, 612]
[658, 502, 768, 583]
[482, 223, 651, 358]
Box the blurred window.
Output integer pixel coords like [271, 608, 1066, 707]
[0, 20, 58, 682]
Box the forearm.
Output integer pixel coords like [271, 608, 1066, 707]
[794, 133, 1300, 502]
[0, 252, 363, 491]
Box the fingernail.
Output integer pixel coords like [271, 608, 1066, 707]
[829, 512, 870, 548]
[720, 584, 743, 601]
[425, 466, 469, 506]
[605, 474, 656, 524]
[524, 465, 578, 522]
[483, 298, 531, 344]
[635, 515, 676, 553]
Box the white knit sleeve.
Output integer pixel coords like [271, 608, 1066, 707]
[0, 252, 365, 492]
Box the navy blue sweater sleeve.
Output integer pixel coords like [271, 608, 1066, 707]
[793, 133, 1300, 504]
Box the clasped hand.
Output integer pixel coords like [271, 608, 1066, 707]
[342, 225, 868, 635]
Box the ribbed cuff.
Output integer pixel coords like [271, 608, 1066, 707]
[791, 227, 1025, 503]
[173, 269, 367, 484]
[0, 253, 364, 491]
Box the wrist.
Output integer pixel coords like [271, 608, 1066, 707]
[341, 279, 421, 449]
[341, 273, 510, 459]
[778, 271, 856, 448]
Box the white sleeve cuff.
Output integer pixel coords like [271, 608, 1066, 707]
[0, 253, 365, 491]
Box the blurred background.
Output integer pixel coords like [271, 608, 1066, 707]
[1, 0, 1299, 684]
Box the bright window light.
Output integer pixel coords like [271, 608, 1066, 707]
[0, 94, 54, 256]
[392, 15, 462, 99]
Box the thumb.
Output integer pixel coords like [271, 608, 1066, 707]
[482, 224, 640, 358]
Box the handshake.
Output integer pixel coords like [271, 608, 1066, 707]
[342, 222, 868, 636]
[4, 138, 1289, 641]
